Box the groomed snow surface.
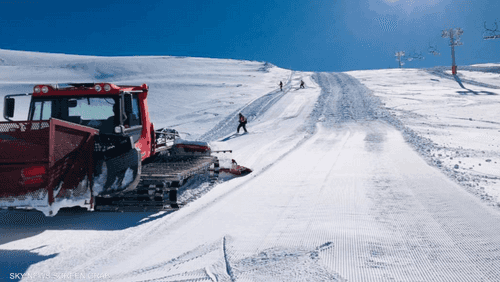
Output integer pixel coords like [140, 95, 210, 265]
[1, 50, 500, 281]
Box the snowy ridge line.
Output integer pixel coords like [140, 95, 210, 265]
[199, 70, 294, 142]
[467, 65, 500, 74]
[257, 61, 275, 72]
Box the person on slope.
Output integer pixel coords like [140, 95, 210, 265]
[279, 81, 283, 91]
[300, 80, 305, 89]
[237, 113, 248, 134]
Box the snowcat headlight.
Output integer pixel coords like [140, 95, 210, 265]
[41, 86, 49, 93]
[95, 85, 102, 92]
[34, 86, 41, 93]
[103, 84, 111, 92]
[114, 125, 124, 134]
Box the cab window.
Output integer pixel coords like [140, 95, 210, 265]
[31, 100, 52, 121]
[30, 97, 119, 133]
[127, 95, 141, 127]
[69, 98, 115, 120]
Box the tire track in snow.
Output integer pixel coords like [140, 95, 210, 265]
[106, 238, 230, 282]
[308, 72, 383, 132]
[222, 236, 235, 282]
[199, 71, 295, 142]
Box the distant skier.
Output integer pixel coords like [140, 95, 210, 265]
[279, 81, 283, 91]
[300, 80, 305, 89]
[237, 113, 248, 133]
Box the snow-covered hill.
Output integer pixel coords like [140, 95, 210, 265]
[1, 50, 500, 281]
[0, 49, 289, 137]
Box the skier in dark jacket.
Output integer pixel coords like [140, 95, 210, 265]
[279, 81, 283, 91]
[237, 113, 248, 133]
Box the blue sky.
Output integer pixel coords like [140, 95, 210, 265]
[0, 0, 499, 72]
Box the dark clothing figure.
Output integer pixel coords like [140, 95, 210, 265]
[279, 81, 283, 91]
[300, 80, 305, 89]
[237, 113, 247, 133]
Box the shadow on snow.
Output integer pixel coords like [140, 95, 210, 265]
[453, 75, 498, 95]
[0, 248, 57, 281]
[0, 208, 173, 246]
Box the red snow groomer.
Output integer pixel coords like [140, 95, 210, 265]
[0, 83, 250, 216]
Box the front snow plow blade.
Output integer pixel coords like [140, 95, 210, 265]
[0, 119, 98, 216]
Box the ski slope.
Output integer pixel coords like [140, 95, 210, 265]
[1, 50, 500, 281]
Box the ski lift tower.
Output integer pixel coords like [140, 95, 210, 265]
[395, 51, 405, 68]
[483, 21, 500, 40]
[442, 28, 463, 75]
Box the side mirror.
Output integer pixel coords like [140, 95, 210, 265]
[124, 94, 133, 113]
[4, 97, 15, 119]
[68, 99, 78, 108]
[114, 125, 125, 134]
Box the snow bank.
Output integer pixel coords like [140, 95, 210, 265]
[348, 68, 500, 206]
